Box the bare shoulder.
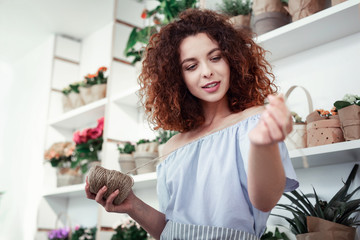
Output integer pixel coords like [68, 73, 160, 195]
[225, 105, 265, 126]
[158, 133, 185, 159]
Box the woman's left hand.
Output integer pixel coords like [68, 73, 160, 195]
[249, 94, 293, 146]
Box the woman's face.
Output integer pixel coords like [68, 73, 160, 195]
[179, 33, 230, 106]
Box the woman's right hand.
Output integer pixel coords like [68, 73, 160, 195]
[85, 177, 135, 214]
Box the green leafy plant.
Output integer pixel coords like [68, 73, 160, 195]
[111, 218, 148, 240]
[217, 0, 252, 16]
[155, 129, 178, 145]
[273, 164, 360, 235]
[71, 226, 96, 240]
[81, 66, 108, 87]
[136, 139, 151, 145]
[118, 142, 136, 154]
[334, 94, 360, 110]
[124, 0, 197, 64]
[260, 227, 290, 240]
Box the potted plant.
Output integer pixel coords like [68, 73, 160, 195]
[217, 0, 252, 33]
[111, 217, 148, 240]
[133, 139, 158, 174]
[334, 93, 360, 141]
[62, 82, 84, 109]
[118, 142, 136, 175]
[78, 66, 107, 104]
[305, 108, 344, 147]
[72, 117, 104, 174]
[252, 0, 291, 35]
[48, 227, 71, 240]
[71, 225, 96, 240]
[124, 0, 197, 65]
[44, 142, 82, 187]
[273, 164, 360, 240]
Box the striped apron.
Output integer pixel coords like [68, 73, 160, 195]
[160, 221, 259, 240]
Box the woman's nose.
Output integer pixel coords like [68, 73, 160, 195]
[201, 63, 213, 78]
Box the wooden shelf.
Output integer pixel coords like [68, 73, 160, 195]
[256, 0, 360, 62]
[112, 87, 140, 108]
[48, 98, 107, 129]
[43, 172, 157, 198]
[290, 139, 360, 169]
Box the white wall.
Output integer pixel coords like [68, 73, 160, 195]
[0, 35, 54, 240]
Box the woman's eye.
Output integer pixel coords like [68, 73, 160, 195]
[211, 56, 221, 62]
[185, 64, 196, 71]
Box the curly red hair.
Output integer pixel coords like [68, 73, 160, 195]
[139, 8, 277, 132]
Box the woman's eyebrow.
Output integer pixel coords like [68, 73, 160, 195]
[180, 48, 221, 66]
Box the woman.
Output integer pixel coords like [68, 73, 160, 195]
[85, 8, 298, 240]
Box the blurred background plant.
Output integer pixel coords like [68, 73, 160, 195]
[71, 117, 104, 173]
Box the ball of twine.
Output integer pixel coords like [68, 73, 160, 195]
[87, 165, 134, 205]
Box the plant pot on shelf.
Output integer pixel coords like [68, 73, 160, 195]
[296, 216, 356, 240]
[57, 167, 82, 187]
[229, 14, 252, 35]
[79, 84, 107, 105]
[288, 0, 326, 22]
[118, 153, 136, 175]
[61, 94, 73, 112]
[331, 0, 346, 6]
[338, 104, 360, 141]
[133, 152, 158, 175]
[68, 92, 84, 109]
[252, 0, 291, 35]
[306, 112, 345, 147]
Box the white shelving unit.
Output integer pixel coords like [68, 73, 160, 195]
[290, 140, 360, 169]
[37, 0, 360, 238]
[48, 98, 107, 129]
[256, 0, 360, 62]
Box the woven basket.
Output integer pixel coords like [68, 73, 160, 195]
[306, 113, 345, 147]
[284, 85, 313, 150]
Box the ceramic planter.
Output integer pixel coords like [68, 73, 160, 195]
[338, 104, 360, 141]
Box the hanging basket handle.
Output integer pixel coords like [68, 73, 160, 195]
[284, 85, 314, 115]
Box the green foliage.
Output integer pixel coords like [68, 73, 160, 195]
[50, 156, 72, 168]
[69, 82, 81, 94]
[334, 94, 360, 110]
[71, 226, 97, 240]
[62, 87, 72, 95]
[124, 0, 197, 65]
[290, 112, 304, 123]
[156, 129, 179, 145]
[136, 139, 150, 145]
[71, 137, 103, 174]
[118, 142, 136, 154]
[111, 220, 148, 240]
[217, 0, 252, 16]
[272, 164, 360, 235]
[261, 227, 290, 240]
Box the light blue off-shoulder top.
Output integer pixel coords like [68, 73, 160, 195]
[156, 114, 299, 237]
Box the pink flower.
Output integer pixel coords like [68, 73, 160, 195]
[75, 225, 80, 231]
[80, 129, 89, 143]
[88, 127, 102, 139]
[97, 117, 104, 131]
[73, 131, 82, 144]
